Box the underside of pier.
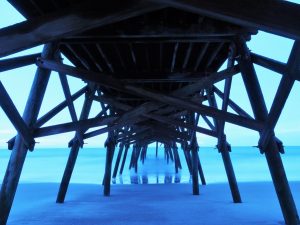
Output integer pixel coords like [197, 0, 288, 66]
[0, 0, 300, 224]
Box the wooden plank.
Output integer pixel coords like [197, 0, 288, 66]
[0, 1, 164, 57]
[153, 0, 300, 40]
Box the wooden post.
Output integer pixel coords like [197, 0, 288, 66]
[103, 132, 116, 196]
[0, 43, 57, 225]
[237, 37, 299, 225]
[207, 84, 241, 203]
[56, 86, 94, 203]
[191, 136, 199, 195]
[119, 144, 129, 175]
[197, 153, 206, 185]
[220, 143, 241, 203]
[112, 143, 124, 179]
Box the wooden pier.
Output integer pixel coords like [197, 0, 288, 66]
[0, 1, 300, 224]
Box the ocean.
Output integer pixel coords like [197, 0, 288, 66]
[0, 146, 299, 185]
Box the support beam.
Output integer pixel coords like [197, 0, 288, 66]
[0, 82, 35, 150]
[0, 1, 164, 57]
[0, 43, 57, 225]
[112, 143, 124, 179]
[152, 0, 300, 40]
[251, 52, 287, 76]
[259, 41, 300, 150]
[103, 133, 116, 196]
[7, 86, 86, 150]
[0, 53, 40, 72]
[56, 86, 95, 203]
[34, 115, 116, 137]
[191, 136, 199, 195]
[237, 37, 299, 225]
[119, 144, 129, 175]
[212, 45, 241, 203]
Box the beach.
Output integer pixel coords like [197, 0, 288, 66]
[1, 146, 300, 224]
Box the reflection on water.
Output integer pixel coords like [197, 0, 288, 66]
[129, 172, 182, 184]
[113, 172, 184, 184]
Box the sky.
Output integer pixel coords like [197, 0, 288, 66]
[0, 1, 300, 148]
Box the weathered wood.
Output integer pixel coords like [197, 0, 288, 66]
[112, 143, 124, 179]
[153, 0, 300, 40]
[0, 82, 35, 150]
[56, 86, 95, 203]
[0, 43, 57, 225]
[251, 52, 287, 77]
[191, 136, 199, 195]
[0, 53, 40, 72]
[34, 115, 116, 137]
[197, 153, 206, 185]
[237, 37, 299, 225]
[63, 36, 232, 44]
[259, 41, 300, 150]
[214, 45, 241, 203]
[0, 1, 164, 57]
[119, 144, 129, 175]
[7, 86, 87, 150]
[103, 133, 116, 196]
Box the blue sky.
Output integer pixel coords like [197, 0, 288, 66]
[0, 1, 300, 148]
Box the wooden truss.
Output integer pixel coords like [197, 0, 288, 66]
[0, 1, 300, 225]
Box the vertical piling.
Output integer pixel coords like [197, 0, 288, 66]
[237, 37, 299, 225]
[0, 43, 57, 225]
[56, 85, 94, 203]
[119, 144, 129, 175]
[112, 143, 124, 179]
[103, 133, 116, 196]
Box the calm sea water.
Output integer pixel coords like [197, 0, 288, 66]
[0, 146, 299, 184]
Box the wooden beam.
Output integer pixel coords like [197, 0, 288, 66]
[56, 86, 95, 203]
[152, 0, 300, 40]
[0, 53, 40, 72]
[62, 36, 232, 44]
[0, 82, 35, 150]
[34, 116, 116, 137]
[251, 52, 288, 77]
[38, 58, 260, 131]
[0, 1, 164, 57]
[237, 37, 299, 225]
[259, 41, 300, 150]
[103, 133, 116, 196]
[35, 86, 87, 128]
[0, 43, 57, 225]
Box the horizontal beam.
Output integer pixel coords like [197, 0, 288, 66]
[94, 95, 216, 137]
[153, 0, 300, 40]
[125, 85, 264, 131]
[37, 58, 239, 96]
[34, 116, 116, 137]
[62, 36, 233, 44]
[251, 53, 289, 77]
[38, 59, 262, 131]
[0, 82, 35, 150]
[0, 53, 40, 72]
[0, 1, 164, 57]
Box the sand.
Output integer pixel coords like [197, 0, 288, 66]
[7, 181, 300, 225]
